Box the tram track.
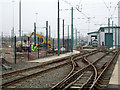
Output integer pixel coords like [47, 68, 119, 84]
[2, 49, 117, 89]
[90, 51, 119, 90]
[1, 51, 94, 88]
[51, 49, 119, 89]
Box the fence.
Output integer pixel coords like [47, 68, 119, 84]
[4, 36, 58, 64]
[2, 36, 72, 64]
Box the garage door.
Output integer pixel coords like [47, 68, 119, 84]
[105, 33, 113, 48]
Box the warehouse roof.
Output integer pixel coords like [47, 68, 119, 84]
[87, 31, 99, 35]
[98, 26, 120, 32]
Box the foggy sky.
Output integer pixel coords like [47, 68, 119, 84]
[0, 0, 119, 38]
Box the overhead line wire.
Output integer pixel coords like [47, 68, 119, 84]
[61, 0, 106, 28]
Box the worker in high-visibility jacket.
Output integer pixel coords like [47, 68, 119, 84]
[31, 45, 37, 51]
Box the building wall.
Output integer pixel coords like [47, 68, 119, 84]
[99, 32, 104, 45]
[87, 33, 98, 45]
[99, 28, 119, 46]
[88, 35, 91, 45]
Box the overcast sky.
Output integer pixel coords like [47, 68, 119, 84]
[0, 0, 120, 38]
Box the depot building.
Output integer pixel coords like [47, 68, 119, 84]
[87, 26, 120, 48]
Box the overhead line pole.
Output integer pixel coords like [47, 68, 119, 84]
[71, 7, 73, 52]
[68, 25, 69, 51]
[63, 19, 64, 48]
[46, 21, 48, 49]
[19, 0, 21, 38]
[112, 21, 113, 48]
[75, 28, 77, 46]
[49, 25, 51, 41]
[108, 18, 110, 50]
[58, 0, 60, 56]
[34, 22, 36, 46]
[115, 25, 117, 48]
[108, 18, 110, 33]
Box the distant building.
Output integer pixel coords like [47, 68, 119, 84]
[87, 31, 99, 45]
[88, 26, 120, 48]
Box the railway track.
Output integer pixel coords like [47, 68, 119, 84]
[51, 49, 119, 89]
[2, 49, 116, 89]
[90, 51, 119, 90]
[1, 51, 94, 88]
[1, 58, 73, 88]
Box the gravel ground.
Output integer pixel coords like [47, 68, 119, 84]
[2, 58, 71, 84]
[87, 52, 105, 62]
[76, 58, 86, 68]
[1, 50, 91, 89]
[13, 64, 72, 88]
[2, 62, 41, 74]
[95, 56, 113, 70]
[100, 53, 118, 89]
[95, 52, 115, 71]
[2, 56, 71, 74]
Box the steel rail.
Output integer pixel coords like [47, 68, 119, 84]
[51, 50, 99, 89]
[51, 56, 76, 89]
[79, 56, 98, 89]
[2, 50, 95, 88]
[2, 50, 91, 78]
[2, 57, 70, 78]
[80, 49, 117, 89]
[90, 51, 119, 90]
[1, 61, 72, 88]
[51, 49, 116, 89]
[51, 50, 100, 89]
